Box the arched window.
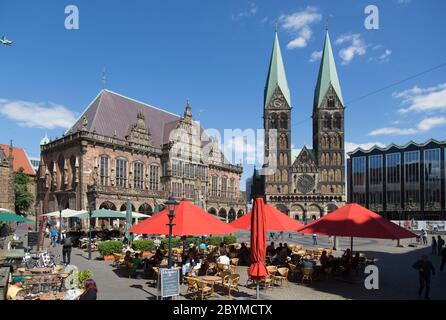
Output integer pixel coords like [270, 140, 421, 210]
[133, 162, 144, 189]
[149, 164, 159, 191]
[327, 96, 335, 108]
[323, 114, 332, 129]
[100, 156, 109, 186]
[334, 113, 342, 129]
[280, 113, 288, 129]
[116, 158, 128, 187]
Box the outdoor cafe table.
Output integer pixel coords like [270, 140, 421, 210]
[198, 275, 221, 289]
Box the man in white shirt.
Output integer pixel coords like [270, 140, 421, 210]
[217, 254, 230, 265]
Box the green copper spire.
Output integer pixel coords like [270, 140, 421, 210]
[264, 32, 291, 108]
[314, 31, 344, 109]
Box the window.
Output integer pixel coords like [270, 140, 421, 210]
[116, 158, 127, 187]
[327, 96, 335, 108]
[424, 149, 441, 205]
[221, 176, 227, 198]
[211, 176, 218, 197]
[133, 162, 144, 189]
[386, 153, 401, 184]
[352, 157, 366, 186]
[100, 156, 109, 186]
[230, 178, 235, 198]
[369, 155, 383, 185]
[172, 160, 178, 177]
[149, 165, 159, 191]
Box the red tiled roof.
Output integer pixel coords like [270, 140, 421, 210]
[0, 144, 35, 176]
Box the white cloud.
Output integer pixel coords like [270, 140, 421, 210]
[379, 49, 392, 60]
[397, 0, 411, 4]
[232, 2, 258, 20]
[279, 6, 322, 49]
[335, 33, 367, 65]
[345, 141, 385, 154]
[394, 83, 446, 114]
[0, 98, 77, 130]
[309, 50, 322, 62]
[368, 116, 446, 136]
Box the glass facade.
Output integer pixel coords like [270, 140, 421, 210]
[352, 157, 366, 205]
[369, 155, 383, 185]
[386, 153, 401, 208]
[424, 149, 441, 206]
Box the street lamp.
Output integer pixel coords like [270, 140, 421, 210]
[165, 196, 179, 268]
[58, 204, 63, 244]
[88, 204, 94, 260]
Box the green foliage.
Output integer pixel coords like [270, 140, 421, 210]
[161, 237, 180, 249]
[13, 168, 34, 215]
[223, 235, 237, 245]
[78, 269, 93, 288]
[132, 240, 154, 252]
[207, 236, 223, 246]
[98, 240, 123, 257]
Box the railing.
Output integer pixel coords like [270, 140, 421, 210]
[94, 185, 169, 198]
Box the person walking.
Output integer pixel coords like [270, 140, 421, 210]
[312, 234, 318, 245]
[431, 236, 437, 255]
[421, 229, 428, 245]
[412, 255, 435, 300]
[61, 235, 73, 265]
[440, 247, 446, 272]
[50, 227, 58, 247]
[438, 236, 445, 257]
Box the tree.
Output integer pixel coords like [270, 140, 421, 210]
[14, 167, 34, 215]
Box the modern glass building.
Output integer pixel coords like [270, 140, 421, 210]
[347, 139, 446, 220]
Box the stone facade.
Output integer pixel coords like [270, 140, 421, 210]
[36, 90, 245, 222]
[260, 31, 346, 222]
[0, 145, 14, 211]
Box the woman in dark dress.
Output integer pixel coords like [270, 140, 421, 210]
[79, 279, 98, 300]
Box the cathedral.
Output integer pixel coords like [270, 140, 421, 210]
[261, 30, 346, 221]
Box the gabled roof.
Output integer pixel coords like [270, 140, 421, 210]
[264, 32, 291, 108]
[347, 138, 446, 157]
[0, 144, 35, 175]
[314, 31, 344, 109]
[292, 146, 316, 167]
[68, 90, 181, 147]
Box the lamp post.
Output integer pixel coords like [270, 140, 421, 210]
[58, 204, 63, 245]
[165, 196, 179, 268]
[397, 209, 402, 247]
[88, 204, 94, 260]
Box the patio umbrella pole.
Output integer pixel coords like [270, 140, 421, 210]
[256, 281, 260, 300]
[351, 237, 353, 253]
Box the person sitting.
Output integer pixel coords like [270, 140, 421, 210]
[218, 242, 227, 256]
[129, 253, 142, 277]
[342, 249, 352, 263]
[266, 242, 275, 257]
[320, 250, 329, 269]
[182, 249, 196, 280]
[275, 243, 283, 256]
[7, 276, 25, 300]
[351, 252, 360, 271]
[216, 252, 230, 265]
[79, 279, 98, 300]
[302, 256, 314, 270]
[199, 242, 207, 252]
[238, 242, 250, 265]
[152, 248, 163, 266]
[228, 245, 237, 258]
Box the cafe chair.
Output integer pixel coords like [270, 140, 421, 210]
[222, 274, 240, 298]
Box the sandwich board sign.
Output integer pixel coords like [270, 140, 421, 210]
[158, 267, 180, 298]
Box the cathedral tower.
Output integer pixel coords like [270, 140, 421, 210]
[263, 32, 292, 196]
[312, 31, 345, 197]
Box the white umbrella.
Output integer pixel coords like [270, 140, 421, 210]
[42, 209, 88, 218]
[120, 211, 151, 219]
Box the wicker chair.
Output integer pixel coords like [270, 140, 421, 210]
[195, 280, 214, 300]
[185, 277, 198, 296]
[301, 268, 313, 284]
[273, 267, 289, 287]
[222, 274, 240, 298]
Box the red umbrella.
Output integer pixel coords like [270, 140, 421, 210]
[248, 197, 269, 299]
[230, 203, 304, 231]
[129, 200, 238, 236]
[298, 203, 417, 251]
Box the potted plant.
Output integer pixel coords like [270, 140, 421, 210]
[78, 269, 93, 288]
[132, 240, 155, 258]
[98, 240, 123, 261]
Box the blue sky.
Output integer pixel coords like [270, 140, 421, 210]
[1, 0, 446, 190]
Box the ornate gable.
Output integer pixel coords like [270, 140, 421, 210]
[265, 87, 291, 110]
[292, 147, 317, 173]
[125, 111, 153, 146]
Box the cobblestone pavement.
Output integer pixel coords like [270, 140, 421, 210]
[17, 224, 446, 300]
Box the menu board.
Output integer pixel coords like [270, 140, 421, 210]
[158, 267, 180, 298]
[27, 231, 39, 247]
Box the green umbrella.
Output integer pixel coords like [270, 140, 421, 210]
[73, 209, 125, 219]
[0, 213, 33, 223]
[125, 199, 132, 241]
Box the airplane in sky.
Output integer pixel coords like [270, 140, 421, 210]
[0, 36, 13, 46]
